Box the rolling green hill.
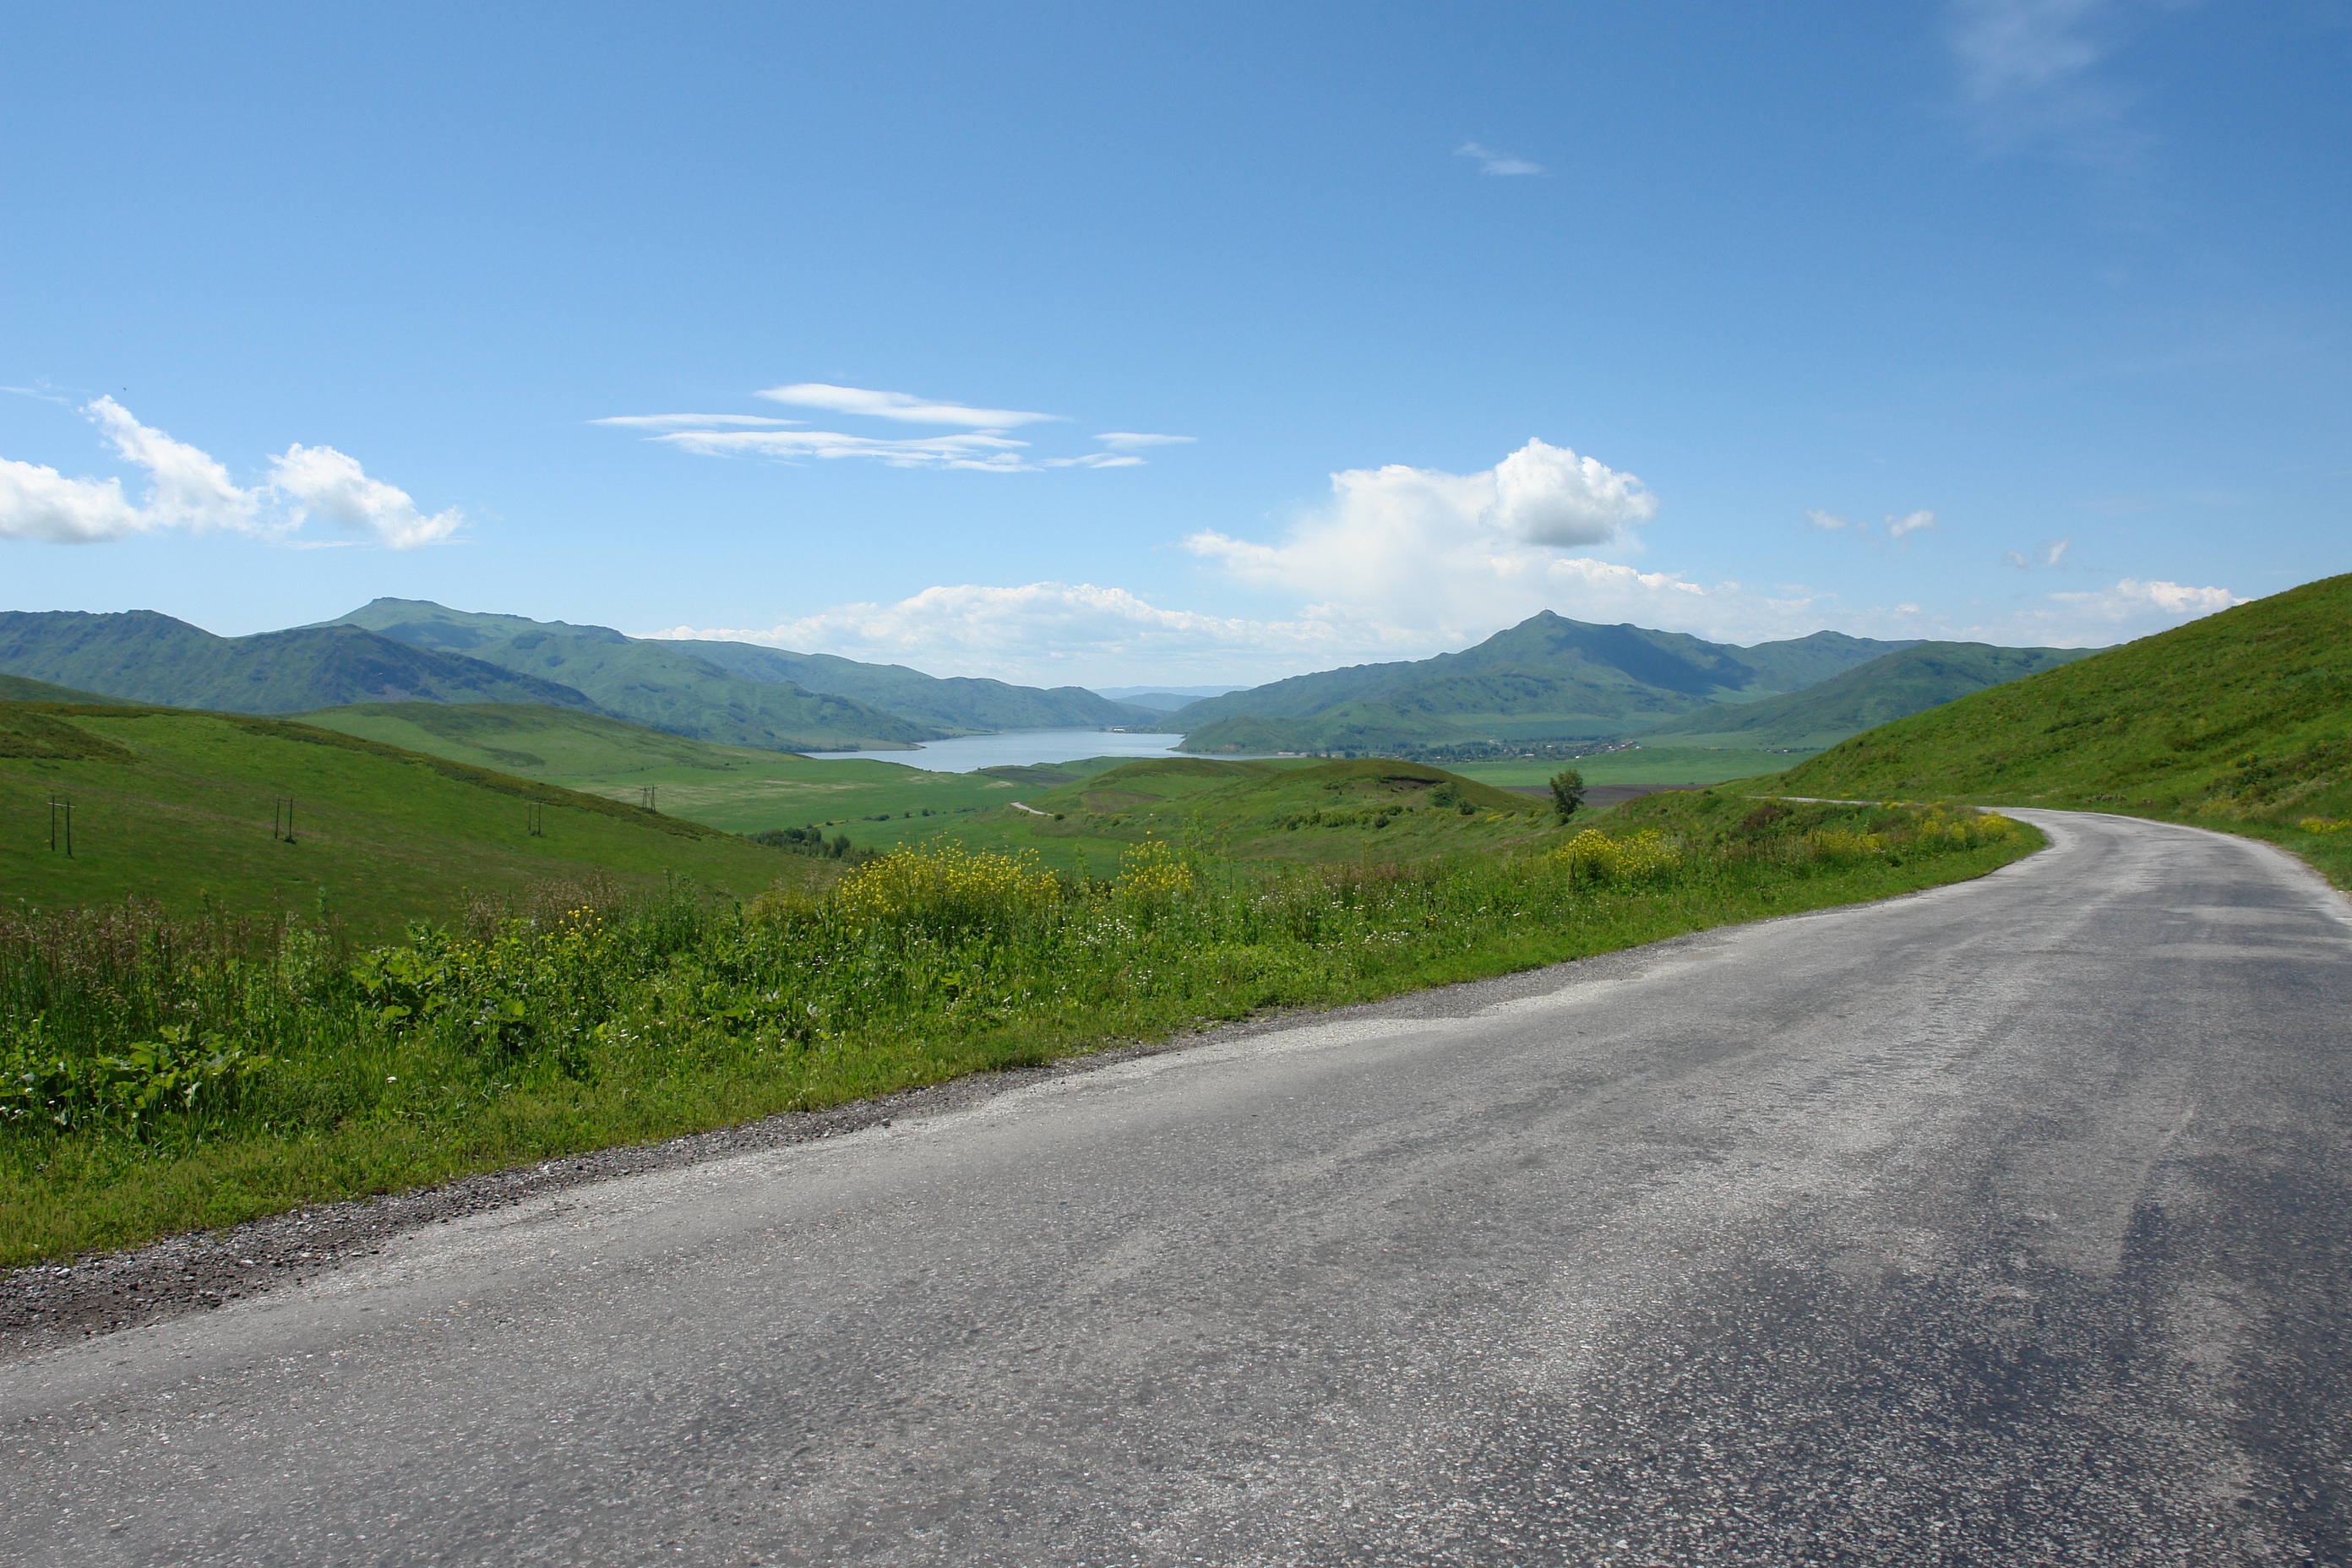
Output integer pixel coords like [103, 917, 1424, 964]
[291, 701, 1044, 832]
[1174, 612, 1917, 754]
[1631, 641, 2103, 750]
[411, 626, 939, 752]
[0, 612, 602, 714]
[1771, 574, 2352, 880]
[323, 598, 1162, 734]
[0, 700, 804, 939]
[0, 673, 137, 705]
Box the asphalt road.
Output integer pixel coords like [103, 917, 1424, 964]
[3, 809, 2349, 1566]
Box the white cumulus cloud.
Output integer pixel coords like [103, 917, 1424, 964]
[1179, 438, 1679, 638]
[0, 459, 144, 542]
[0, 399, 459, 549]
[1885, 509, 1938, 539]
[267, 444, 462, 548]
[756, 384, 1061, 428]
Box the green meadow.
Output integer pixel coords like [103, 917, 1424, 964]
[2, 704, 802, 940]
[0, 789, 2036, 1264]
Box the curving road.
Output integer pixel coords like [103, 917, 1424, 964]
[3, 810, 2349, 1565]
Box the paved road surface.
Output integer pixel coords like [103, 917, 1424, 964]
[3, 810, 2348, 1565]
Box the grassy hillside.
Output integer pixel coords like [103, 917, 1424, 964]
[1773, 574, 2352, 883]
[0, 612, 602, 715]
[843, 755, 1558, 874]
[0, 702, 805, 939]
[323, 597, 1160, 734]
[1635, 642, 2104, 749]
[293, 701, 1040, 832]
[437, 629, 938, 752]
[0, 673, 136, 705]
[1173, 612, 1915, 754]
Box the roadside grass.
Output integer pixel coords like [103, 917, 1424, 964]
[0, 792, 2038, 1266]
[1770, 573, 2352, 890]
[1, 704, 806, 940]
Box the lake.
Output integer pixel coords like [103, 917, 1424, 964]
[799, 728, 1210, 774]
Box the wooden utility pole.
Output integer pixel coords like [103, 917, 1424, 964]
[273, 798, 297, 843]
[48, 797, 72, 857]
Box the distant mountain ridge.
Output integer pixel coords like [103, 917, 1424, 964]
[319, 600, 1163, 736]
[1172, 612, 1922, 754]
[0, 611, 604, 716]
[1631, 642, 2104, 750]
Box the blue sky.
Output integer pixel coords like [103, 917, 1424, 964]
[3, 2, 2344, 686]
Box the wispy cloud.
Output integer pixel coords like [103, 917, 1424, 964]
[1097, 432, 1195, 449]
[1946, 0, 2153, 172]
[1042, 453, 1145, 469]
[756, 384, 1061, 428]
[601, 389, 1191, 472]
[591, 413, 801, 430]
[654, 427, 1037, 472]
[0, 398, 458, 547]
[1804, 508, 1941, 550]
[2004, 536, 2072, 569]
[1456, 141, 1546, 177]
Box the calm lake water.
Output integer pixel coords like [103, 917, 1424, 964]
[799, 729, 1203, 774]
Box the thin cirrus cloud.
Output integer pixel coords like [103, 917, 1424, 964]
[1945, 0, 2150, 172]
[1097, 433, 1196, 450]
[756, 383, 1061, 428]
[1456, 141, 1546, 177]
[0, 397, 460, 548]
[591, 413, 802, 431]
[598, 385, 1192, 472]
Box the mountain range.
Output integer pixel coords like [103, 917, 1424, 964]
[1169, 613, 1925, 754]
[319, 600, 1157, 736]
[0, 599, 2104, 761]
